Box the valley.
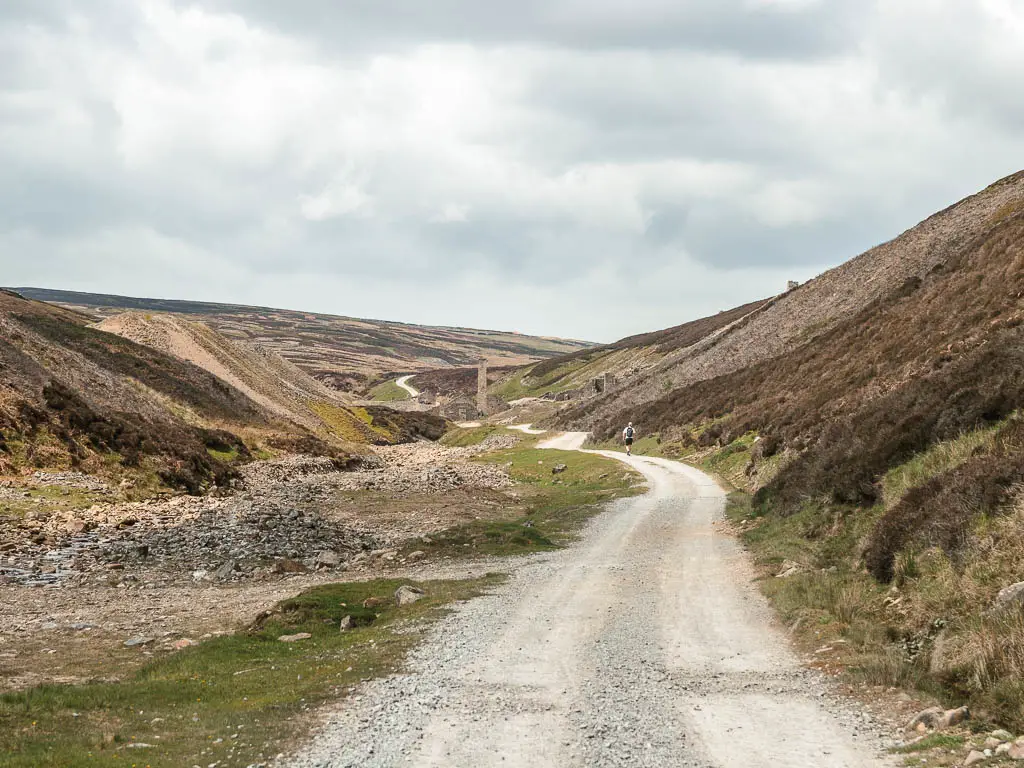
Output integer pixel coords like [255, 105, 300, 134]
[3, 170, 1024, 767]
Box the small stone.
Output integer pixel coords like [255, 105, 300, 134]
[191, 570, 211, 583]
[339, 615, 354, 632]
[278, 633, 312, 643]
[994, 582, 1024, 612]
[906, 707, 944, 732]
[124, 636, 154, 648]
[214, 559, 238, 581]
[939, 706, 970, 729]
[272, 558, 308, 574]
[315, 550, 341, 568]
[552, 464, 567, 475]
[395, 585, 426, 606]
[965, 750, 987, 766]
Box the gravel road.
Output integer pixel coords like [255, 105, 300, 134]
[287, 433, 896, 768]
[396, 375, 420, 397]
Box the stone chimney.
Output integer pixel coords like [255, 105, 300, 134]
[477, 358, 489, 416]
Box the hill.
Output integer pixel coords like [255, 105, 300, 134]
[563, 171, 1024, 431]
[94, 312, 446, 445]
[94, 313, 352, 430]
[491, 297, 771, 402]
[565, 169, 1024, 727]
[13, 288, 594, 392]
[0, 290, 302, 492]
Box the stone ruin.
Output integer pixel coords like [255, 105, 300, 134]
[592, 372, 616, 394]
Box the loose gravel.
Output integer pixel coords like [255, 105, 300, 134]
[286, 436, 899, 768]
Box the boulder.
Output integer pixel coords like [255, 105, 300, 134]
[278, 632, 312, 642]
[407, 550, 426, 562]
[339, 615, 354, 632]
[1009, 741, 1024, 760]
[395, 585, 426, 606]
[552, 464, 568, 475]
[965, 750, 987, 766]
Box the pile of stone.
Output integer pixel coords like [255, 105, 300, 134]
[30, 471, 110, 492]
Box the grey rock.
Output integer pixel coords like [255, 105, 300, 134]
[278, 632, 312, 643]
[995, 581, 1024, 612]
[965, 750, 987, 766]
[552, 464, 568, 475]
[339, 615, 355, 632]
[395, 585, 426, 606]
[214, 559, 238, 581]
[124, 636, 154, 648]
[315, 550, 341, 568]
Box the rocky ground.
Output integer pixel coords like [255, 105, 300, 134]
[0, 438, 521, 692]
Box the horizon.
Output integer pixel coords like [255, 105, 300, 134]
[2, 3, 1022, 341]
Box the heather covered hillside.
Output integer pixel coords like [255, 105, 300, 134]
[572, 170, 1024, 726]
[567, 171, 1024, 432]
[491, 297, 771, 401]
[0, 290, 284, 492]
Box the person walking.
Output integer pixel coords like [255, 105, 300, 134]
[622, 422, 636, 456]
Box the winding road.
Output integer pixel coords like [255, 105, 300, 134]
[290, 432, 893, 768]
[396, 375, 420, 398]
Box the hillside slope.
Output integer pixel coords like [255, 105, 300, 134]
[565, 171, 1024, 430]
[0, 291, 289, 492]
[492, 298, 771, 401]
[95, 313, 352, 428]
[95, 312, 447, 446]
[574, 169, 1024, 727]
[14, 289, 594, 390]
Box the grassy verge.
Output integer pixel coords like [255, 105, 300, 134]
[439, 425, 507, 447]
[403, 442, 644, 560]
[0, 576, 501, 768]
[369, 380, 411, 402]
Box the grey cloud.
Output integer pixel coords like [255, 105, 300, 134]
[2, 1, 1023, 340]
[193, 0, 866, 60]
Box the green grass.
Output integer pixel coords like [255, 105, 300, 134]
[369, 380, 411, 402]
[0, 486, 114, 519]
[893, 733, 965, 753]
[206, 446, 240, 463]
[439, 425, 506, 447]
[404, 445, 643, 559]
[0, 576, 501, 768]
[697, 433, 758, 488]
[881, 421, 1004, 508]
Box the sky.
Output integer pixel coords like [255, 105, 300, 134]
[1, 1, 1023, 342]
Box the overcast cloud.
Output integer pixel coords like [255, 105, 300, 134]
[1, 1, 1022, 341]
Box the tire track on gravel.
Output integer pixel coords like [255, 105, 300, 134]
[287, 433, 895, 768]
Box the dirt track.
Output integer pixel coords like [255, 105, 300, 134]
[289, 433, 894, 767]
[396, 375, 420, 397]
